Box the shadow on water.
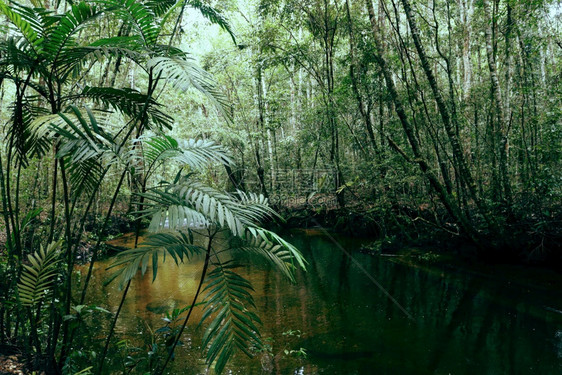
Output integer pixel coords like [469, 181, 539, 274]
[76, 230, 562, 374]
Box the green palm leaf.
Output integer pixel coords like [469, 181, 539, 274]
[44, 2, 103, 70]
[107, 232, 204, 288]
[17, 241, 61, 306]
[56, 37, 145, 80]
[200, 261, 261, 374]
[186, 0, 237, 44]
[140, 135, 231, 177]
[106, 0, 160, 47]
[147, 56, 232, 122]
[140, 190, 209, 231]
[0, 0, 43, 56]
[233, 227, 306, 283]
[74, 86, 174, 130]
[142, 177, 278, 236]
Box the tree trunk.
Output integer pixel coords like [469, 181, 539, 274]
[365, 0, 479, 243]
[483, 0, 512, 207]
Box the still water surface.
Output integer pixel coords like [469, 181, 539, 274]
[77, 229, 562, 374]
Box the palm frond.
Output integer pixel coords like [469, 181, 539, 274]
[139, 190, 210, 232]
[236, 191, 278, 221]
[145, 0, 177, 16]
[142, 178, 277, 236]
[29, 107, 130, 185]
[74, 86, 173, 130]
[200, 261, 261, 374]
[0, 0, 43, 56]
[107, 232, 204, 289]
[8, 2, 57, 42]
[140, 135, 231, 177]
[234, 227, 306, 283]
[44, 2, 103, 68]
[4, 97, 50, 166]
[186, 0, 237, 44]
[17, 241, 62, 306]
[0, 37, 39, 73]
[67, 156, 105, 200]
[148, 183, 254, 235]
[147, 56, 232, 122]
[57, 36, 147, 78]
[106, 0, 159, 47]
[54, 107, 115, 162]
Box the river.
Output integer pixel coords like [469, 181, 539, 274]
[75, 229, 562, 374]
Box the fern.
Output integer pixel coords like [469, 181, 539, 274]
[17, 241, 61, 306]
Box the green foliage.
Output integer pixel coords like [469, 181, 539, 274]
[78, 86, 174, 130]
[141, 181, 275, 236]
[235, 227, 306, 283]
[147, 56, 232, 121]
[17, 240, 61, 306]
[200, 261, 261, 374]
[108, 231, 204, 288]
[140, 135, 232, 176]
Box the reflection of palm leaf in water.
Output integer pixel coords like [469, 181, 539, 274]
[17, 241, 61, 306]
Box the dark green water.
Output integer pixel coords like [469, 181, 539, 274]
[77, 229, 562, 374]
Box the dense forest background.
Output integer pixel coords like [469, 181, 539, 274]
[183, 0, 562, 256]
[2, 0, 562, 255]
[0, 0, 561, 373]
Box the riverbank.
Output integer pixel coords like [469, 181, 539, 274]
[275, 198, 562, 270]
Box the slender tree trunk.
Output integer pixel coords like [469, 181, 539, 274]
[345, 0, 379, 155]
[365, 0, 479, 243]
[483, 0, 512, 207]
[399, 0, 483, 213]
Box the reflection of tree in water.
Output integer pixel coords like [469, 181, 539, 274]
[78, 232, 562, 374]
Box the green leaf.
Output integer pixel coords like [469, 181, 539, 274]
[17, 241, 62, 306]
[200, 262, 262, 374]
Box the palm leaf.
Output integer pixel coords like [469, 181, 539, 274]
[17, 241, 62, 306]
[139, 190, 210, 232]
[105, 0, 159, 47]
[107, 232, 204, 289]
[142, 177, 277, 236]
[56, 37, 146, 79]
[144, 182, 251, 236]
[145, 0, 177, 17]
[186, 0, 237, 44]
[0, 0, 43, 56]
[147, 56, 232, 122]
[67, 157, 105, 200]
[139, 135, 231, 177]
[232, 227, 306, 283]
[200, 261, 261, 374]
[74, 86, 174, 130]
[44, 2, 103, 69]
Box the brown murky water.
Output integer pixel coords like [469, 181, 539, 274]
[74, 229, 562, 374]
